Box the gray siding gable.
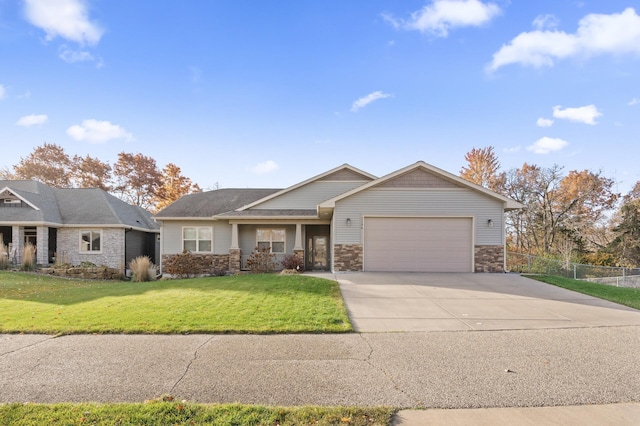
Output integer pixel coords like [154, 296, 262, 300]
[251, 181, 370, 210]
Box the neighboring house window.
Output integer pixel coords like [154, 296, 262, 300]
[256, 228, 285, 253]
[183, 227, 213, 252]
[80, 230, 102, 253]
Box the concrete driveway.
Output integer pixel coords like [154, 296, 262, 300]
[332, 273, 640, 332]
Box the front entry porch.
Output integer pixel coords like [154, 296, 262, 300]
[230, 222, 330, 273]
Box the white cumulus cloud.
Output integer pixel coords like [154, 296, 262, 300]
[384, 0, 500, 37]
[628, 98, 639, 106]
[527, 137, 568, 154]
[536, 117, 554, 127]
[351, 91, 392, 112]
[532, 14, 559, 31]
[0, 84, 6, 99]
[488, 7, 640, 72]
[66, 119, 133, 144]
[59, 46, 94, 63]
[24, 0, 103, 45]
[16, 114, 48, 127]
[251, 160, 279, 174]
[552, 104, 602, 125]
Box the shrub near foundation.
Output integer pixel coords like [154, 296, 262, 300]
[129, 256, 156, 282]
[21, 243, 36, 271]
[0, 243, 9, 270]
[164, 250, 205, 278]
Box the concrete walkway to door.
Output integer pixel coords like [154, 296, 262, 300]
[325, 272, 640, 332]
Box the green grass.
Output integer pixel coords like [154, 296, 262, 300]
[525, 274, 640, 310]
[0, 272, 352, 334]
[0, 402, 395, 425]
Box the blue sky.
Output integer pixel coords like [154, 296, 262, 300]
[1, 0, 639, 194]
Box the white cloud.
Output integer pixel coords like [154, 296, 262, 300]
[66, 119, 133, 143]
[384, 0, 501, 37]
[527, 137, 568, 154]
[628, 97, 639, 106]
[0, 84, 6, 100]
[488, 7, 640, 71]
[251, 160, 279, 174]
[351, 91, 392, 112]
[24, 0, 103, 45]
[532, 14, 559, 31]
[536, 117, 554, 127]
[503, 146, 521, 153]
[59, 46, 94, 63]
[552, 104, 602, 125]
[16, 114, 48, 127]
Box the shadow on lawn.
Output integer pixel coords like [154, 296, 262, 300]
[0, 272, 338, 306]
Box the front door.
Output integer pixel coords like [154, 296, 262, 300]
[307, 235, 328, 271]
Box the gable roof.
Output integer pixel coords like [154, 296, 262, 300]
[318, 161, 523, 211]
[0, 180, 159, 231]
[154, 188, 281, 219]
[0, 180, 63, 224]
[238, 164, 376, 211]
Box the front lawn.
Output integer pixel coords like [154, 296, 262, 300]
[525, 274, 640, 310]
[0, 272, 352, 334]
[0, 402, 395, 426]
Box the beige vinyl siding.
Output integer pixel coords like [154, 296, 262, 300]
[334, 188, 503, 246]
[160, 220, 231, 255]
[251, 181, 368, 210]
[363, 217, 473, 272]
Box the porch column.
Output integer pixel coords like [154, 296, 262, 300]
[294, 223, 303, 250]
[292, 223, 305, 269]
[12, 226, 21, 264]
[36, 226, 48, 265]
[230, 223, 239, 249]
[229, 223, 241, 273]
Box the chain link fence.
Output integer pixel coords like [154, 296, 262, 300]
[506, 252, 640, 288]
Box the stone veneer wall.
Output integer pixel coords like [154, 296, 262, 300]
[474, 245, 504, 272]
[40, 266, 123, 280]
[161, 253, 230, 275]
[57, 228, 125, 271]
[229, 249, 241, 274]
[334, 244, 363, 272]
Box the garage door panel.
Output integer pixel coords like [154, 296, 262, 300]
[364, 217, 472, 272]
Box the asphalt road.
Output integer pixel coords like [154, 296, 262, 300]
[2, 327, 639, 408]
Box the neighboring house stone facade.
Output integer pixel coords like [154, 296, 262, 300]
[156, 162, 522, 275]
[0, 180, 159, 272]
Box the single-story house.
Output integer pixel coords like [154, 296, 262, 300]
[0, 180, 159, 271]
[154, 161, 522, 274]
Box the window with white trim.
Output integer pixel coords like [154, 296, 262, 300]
[183, 227, 213, 252]
[80, 230, 102, 253]
[256, 228, 285, 253]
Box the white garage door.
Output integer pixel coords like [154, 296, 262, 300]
[364, 217, 473, 272]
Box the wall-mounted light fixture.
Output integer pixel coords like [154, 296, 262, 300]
[346, 218, 352, 226]
[487, 219, 494, 228]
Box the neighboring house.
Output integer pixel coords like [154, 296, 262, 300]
[155, 161, 522, 274]
[0, 180, 159, 271]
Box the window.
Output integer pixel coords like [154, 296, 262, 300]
[183, 227, 213, 252]
[80, 230, 102, 253]
[256, 228, 285, 253]
[2, 199, 22, 207]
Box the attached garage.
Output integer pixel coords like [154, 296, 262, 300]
[363, 217, 473, 272]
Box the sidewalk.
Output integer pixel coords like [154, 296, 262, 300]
[394, 403, 640, 426]
[2, 328, 639, 409]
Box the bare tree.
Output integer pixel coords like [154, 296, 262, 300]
[154, 163, 200, 212]
[72, 155, 113, 191]
[13, 143, 73, 187]
[460, 146, 504, 192]
[113, 152, 162, 210]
